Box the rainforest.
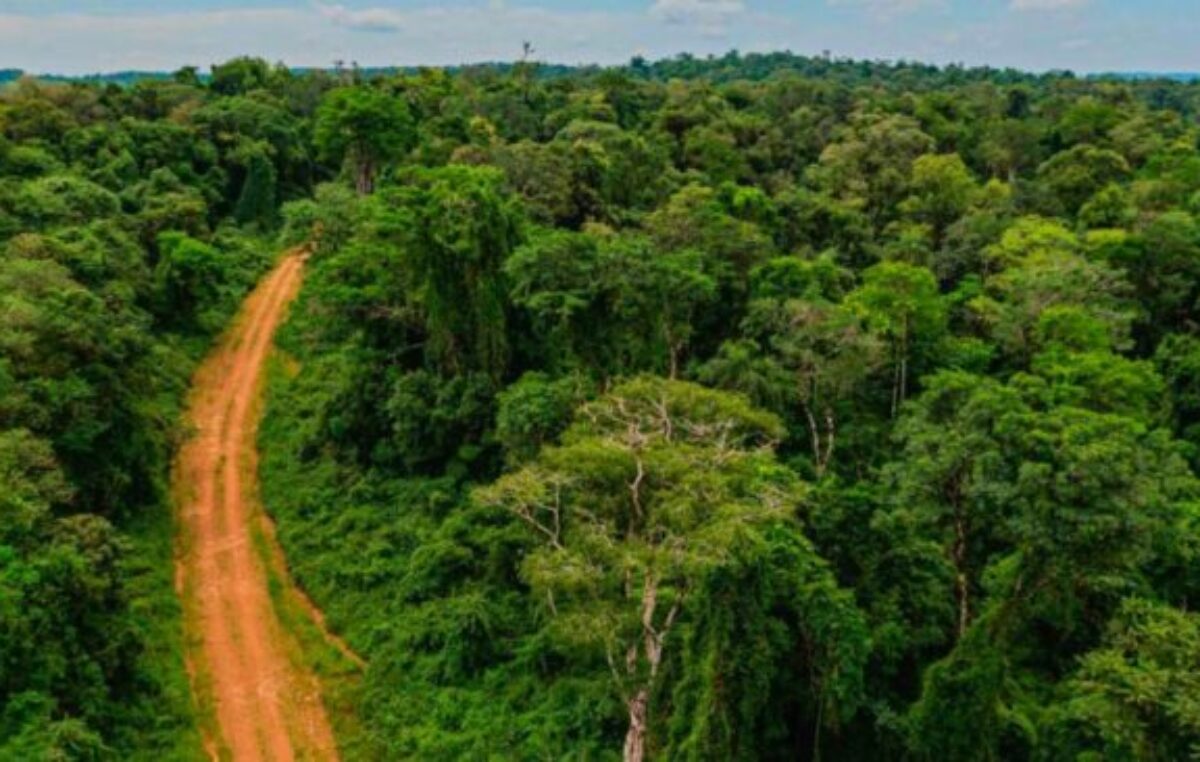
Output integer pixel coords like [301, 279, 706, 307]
[3, 51, 1200, 761]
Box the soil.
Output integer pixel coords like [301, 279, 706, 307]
[175, 251, 340, 761]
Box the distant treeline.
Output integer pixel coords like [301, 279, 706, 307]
[7, 50, 1199, 90]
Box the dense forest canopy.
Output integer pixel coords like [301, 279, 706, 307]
[5, 50, 1200, 760]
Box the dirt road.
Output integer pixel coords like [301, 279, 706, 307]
[175, 251, 339, 761]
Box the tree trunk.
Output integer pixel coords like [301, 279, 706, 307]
[620, 574, 666, 762]
[801, 399, 838, 479]
[801, 400, 823, 476]
[891, 350, 902, 419]
[891, 326, 910, 418]
[355, 159, 375, 195]
[623, 689, 649, 762]
[953, 509, 970, 639]
[668, 341, 681, 380]
[821, 407, 836, 476]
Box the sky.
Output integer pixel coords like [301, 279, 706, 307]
[0, 0, 1195, 76]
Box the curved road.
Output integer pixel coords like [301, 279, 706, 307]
[175, 251, 339, 761]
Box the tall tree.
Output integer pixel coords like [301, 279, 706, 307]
[393, 166, 523, 379]
[846, 261, 946, 416]
[477, 378, 856, 761]
[233, 144, 278, 228]
[315, 85, 415, 194]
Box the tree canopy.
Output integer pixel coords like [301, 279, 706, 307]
[9, 50, 1200, 760]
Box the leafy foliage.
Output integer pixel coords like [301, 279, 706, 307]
[0, 64, 280, 758]
[262, 54, 1200, 762]
[255, 54, 1200, 762]
[11, 49, 1200, 761]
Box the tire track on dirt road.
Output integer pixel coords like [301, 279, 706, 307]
[175, 251, 342, 761]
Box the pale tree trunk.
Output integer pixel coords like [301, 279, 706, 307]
[619, 573, 678, 762]
[624, 689, 649, 762]
[800, 398, 837, 478]
[801, 400, 823, 474]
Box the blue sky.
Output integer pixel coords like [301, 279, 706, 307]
[0, 1, 1194, 75]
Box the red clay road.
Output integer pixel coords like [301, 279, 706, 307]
[175, 251, 339, 761]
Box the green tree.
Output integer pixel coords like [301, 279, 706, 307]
[602, 237, 717, 378]
[477, 378, 856, 761]
[1100, 212, 1200, 344]
[389, 165, 522, 379]
[233, 144, 278, 228]
[153, 231, 227, 332]
[495, 372, 591, 465]
[0, 431, 138, 758]
[209, 56, 273, 96]
[1042, 598, 1200, 761]
[888, 372, 1023, 639]
[315, 85, 415, 194]
[900, 153, 979, 246]
[812, 112, 936, 226]
[1154, 332, 1200, 448]
[1036, 144, 1131, 215]
[846, 261, 946, 416]
[904, 403, 1198, 762]
[724, 255, 885, 477]
[507, 229, 716, 378]
[973, 217, 1133, 363]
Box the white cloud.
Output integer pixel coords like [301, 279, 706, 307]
[0, 9, 306, 71]
[1010, 0, 1089, 10]
[649, 0, 746, 36]
[316, 4, 406, 33]
[826, 0, 945, 21]
[0, 5, 709, 75]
